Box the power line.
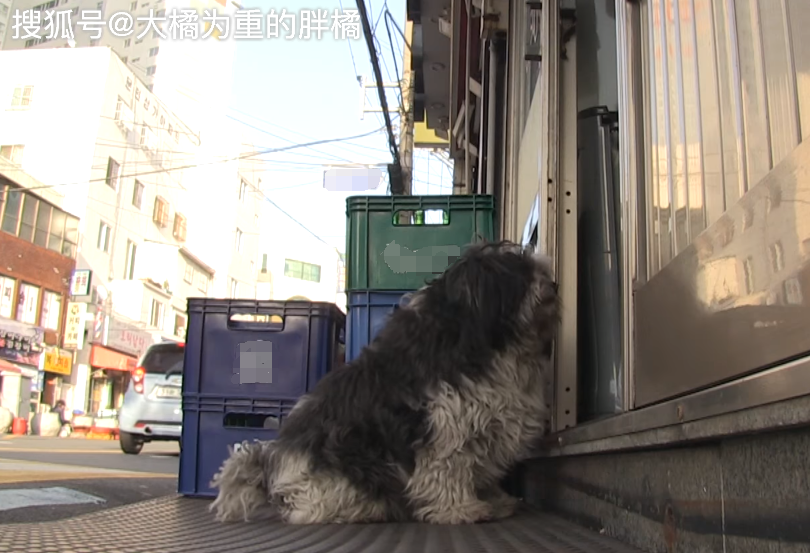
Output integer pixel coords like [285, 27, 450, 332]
[227, 106, 393, 157]
[6, 126, 388, 194]
[338, 0, 361, 82]
[354, 0, 403, 194]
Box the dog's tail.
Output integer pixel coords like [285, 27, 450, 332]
[209, 439, 276, 522]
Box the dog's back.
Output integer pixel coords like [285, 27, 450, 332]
[267, 336, 433, 522]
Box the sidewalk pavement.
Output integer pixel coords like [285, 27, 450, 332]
[0, 457, 175, 485]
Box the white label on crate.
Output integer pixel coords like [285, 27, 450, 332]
[232, 439, 276, 454]
[235, 340, 273, 384]
[382, 240, 461, 274]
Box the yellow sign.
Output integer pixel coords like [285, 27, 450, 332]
[414, 118, 449, 148]
[44, 349, 73, 376]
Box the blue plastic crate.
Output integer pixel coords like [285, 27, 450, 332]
[179, 394, 297, 497]
[346, 290, 413, 363]
[183, 299, 345, 400]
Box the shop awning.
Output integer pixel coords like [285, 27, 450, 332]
[0, 358, 22, 374]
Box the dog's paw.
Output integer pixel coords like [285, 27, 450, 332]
[422, 500, 494, 525]
[487, 493, 519, 520]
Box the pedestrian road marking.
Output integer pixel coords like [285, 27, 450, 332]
[0, 487, 106, 511]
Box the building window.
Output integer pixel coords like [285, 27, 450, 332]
[768, 185, 782, 212]
[10, 85, 34, 109]
[17, 194, 37, 242]
[743, 256, 755, 295]
[0, 275, 15, 318]
[149, 46, 159, 57]
[0, 144, 25, 164]
[140, 124, 157, 150]
[40, 290, 62, 331]
[230, 278, 238, 298]
[769, 241, 785, 274]
[130, 1, 136, 9]
[284, 259, 321, 283]
[34, 201, 51, 248]
[261, 253, 268, 273]
[153, 196, 169, 227]
[174, 313, 186, 337]
[784, 277, 803, 305]
[132, 180, 144, 209]
[173, 213, 187, 242]
[239, 180, 247, 202]
[16, 283, 40, 324]
[124, 240, 137, 279]
[105, 157, 121, 189]
[57, 211, 78, 258]
[196, 272, 208, 293]
[124, 38, 131, 47]
[0, 186, 78, 258]
[235, 228, 243, 252]
[149, 298, 164, 329]
[98, 221, 111, 252]
[1, 185, 21, 234]
[146, 66, 157, 76]
[183, 263, 193, 284]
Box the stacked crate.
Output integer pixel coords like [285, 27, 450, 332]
[178, 299, 345, 497]
[344, 195, 496, 362]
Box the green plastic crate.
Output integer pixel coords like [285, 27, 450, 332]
[346, 195, 497, 291]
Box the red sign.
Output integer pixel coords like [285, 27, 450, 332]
[90, 345, 137, 372]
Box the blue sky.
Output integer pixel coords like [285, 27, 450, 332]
[224, 0, 452, 251]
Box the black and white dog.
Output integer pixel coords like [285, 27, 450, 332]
[210, 240, 560, 525]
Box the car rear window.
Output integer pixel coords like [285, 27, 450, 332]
[140, 343, 184, 375]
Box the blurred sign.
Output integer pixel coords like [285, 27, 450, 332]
[64, 302, 87, 350]
[323, 167, 383, 192]
[43, 348, 73, 376]
[104, 315, 152, 359]
[70, 270, 92, 297]
[0, 317, 44, 366]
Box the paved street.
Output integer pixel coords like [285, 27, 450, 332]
[0, 435, 180, 523]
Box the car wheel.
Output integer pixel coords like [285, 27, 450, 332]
[120, 431, 144, 455]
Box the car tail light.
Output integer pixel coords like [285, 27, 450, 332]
[132, 366, 146, 394]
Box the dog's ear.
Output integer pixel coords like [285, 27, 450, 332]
[435, 241, 534, 349]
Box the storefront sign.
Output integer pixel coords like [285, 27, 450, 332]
[90, 344, 137, 372]
[64, 302, 87, 350]
[43, 348, 73, 376]
[70, 270, 92, 297]
[0, 316, 44, 366]
[104, 315, 152, 359]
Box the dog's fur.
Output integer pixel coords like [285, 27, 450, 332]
[209, 240, 561, 525]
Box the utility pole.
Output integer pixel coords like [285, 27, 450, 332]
[398, 19, 415, 197]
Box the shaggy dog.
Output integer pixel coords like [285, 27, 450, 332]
[209, 240, 560, 525]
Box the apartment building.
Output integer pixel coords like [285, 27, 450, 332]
[0, 164, 79, 419]
[2, 0, 238, 131]
[255, 201, 344, 309]
[0, 46, 231, 412]
[0, 0, 9, 46]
